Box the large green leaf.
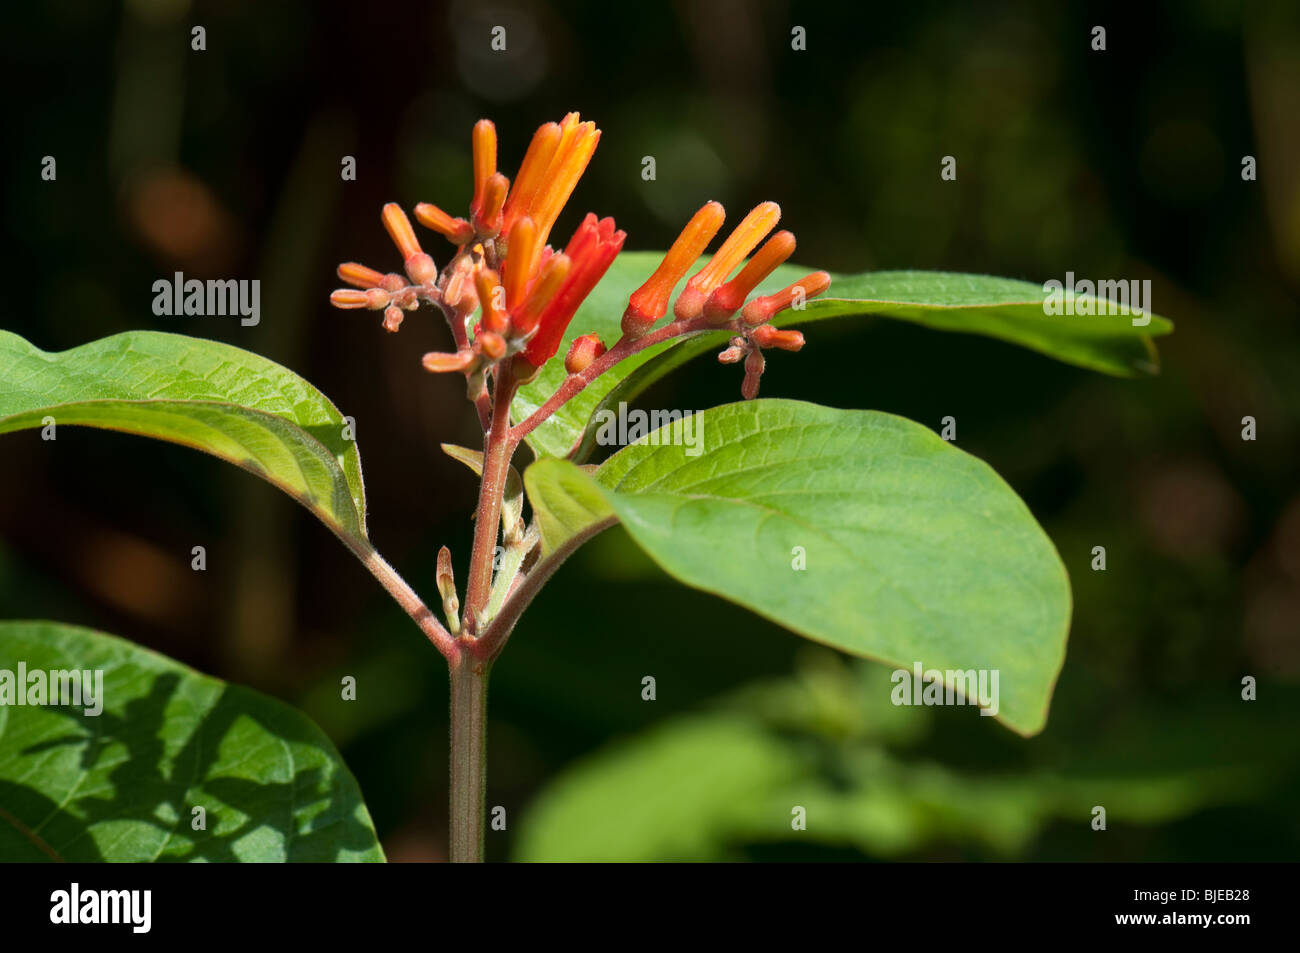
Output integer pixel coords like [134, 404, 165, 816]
[525, 400, 1071, 735]
[0, 621, 383, 862]
[0, 331, 367, 540]
[512, 253, 1173, 459]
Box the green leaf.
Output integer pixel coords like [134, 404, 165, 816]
[526, 400, 1071, 735]
[0, 621, 384, 862]
[0, 331, 367, 540]
[523, 461, 613, 556]
[512, 253, 1173, 459]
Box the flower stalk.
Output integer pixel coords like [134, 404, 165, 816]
[327, 112, 830, 861]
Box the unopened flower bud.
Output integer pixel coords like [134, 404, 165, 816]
[742, 271, 831, 325]
[623, 200, 725, 336]
[475, 268, 510, 335]
[476, 330, 507, 362]
[330, 289, 370, 309]
[703, 230, 796, 322]
[337, 262, 386, 289]
[752, 324, 805, 351]
[676, 201, 780, 320]
[422, 349, 476, 374]
[405, 251, 438, 286]
[383, 305, 404, 332]
[381, 203, 422, 261]
[717, 345, 745, 364]
[564, 333, 606, 374]
[436, 545, 460, 635]
[415, 203, 476, 245]
[472, 172, 510, 238]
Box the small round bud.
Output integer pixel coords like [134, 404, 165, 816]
[564, 333, 606, 374]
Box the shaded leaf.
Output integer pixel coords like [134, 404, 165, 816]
[0, 621, 383, 862]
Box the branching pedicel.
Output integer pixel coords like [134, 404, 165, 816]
[327, 112, 830, 861]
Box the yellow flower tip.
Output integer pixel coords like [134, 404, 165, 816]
[475, 268, 510, 335]
[472, 172, 510, 238]
[624, 201, 726, 335]
[512, 252, 571, 336]
[703, 229, 796, 322]
[501, 122, 562, 237]
[381, 203, 422, 261]
[471, 119, 498, 216]
[503, 216, 538, 309]
[681, 200, 780, 316]
[337, 262, 386, 289]
[741, 270, 831, 325]
[415, 202, 475, 245]
[422, 349, 476, 374]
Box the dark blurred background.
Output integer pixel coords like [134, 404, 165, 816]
[2, 0, 1298, 861]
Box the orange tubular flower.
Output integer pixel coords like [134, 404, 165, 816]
[751, 325, 806, 351]
[510, 253, 572, 336]
[502, 216, 538, 310]
[414, 203, 475, 246]
[518, 114, 601, 267]
[472, 172, 509, 238]
[500, 122, 562, 239]
[741, 270, 832, 325]
[382, 202, 422, 260]
[520, 213, 624, 368]
[622, 201, 726, 337]
[470, 119, 497, 219]
[337, 262, 386, 289]
[703, 230, 796, 322]
[675, 201, 781, 319]
[474, 269, 509, 335]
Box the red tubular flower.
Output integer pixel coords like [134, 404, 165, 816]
[510, 252, 571, 336]
[520, 213, 624, 368]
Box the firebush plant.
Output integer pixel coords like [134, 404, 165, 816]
[0, 113, 1171, 862]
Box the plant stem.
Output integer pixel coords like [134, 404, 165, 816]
[463, 367, 517, 627]
[448, 653, 489, 863]
[508, 315, 724, 446]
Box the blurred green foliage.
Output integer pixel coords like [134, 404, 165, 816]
[2, 0, 1297, 861]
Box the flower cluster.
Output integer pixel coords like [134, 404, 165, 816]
[329, 113, 829, 402]
[330, 113, 622, 391]
[622, 200, 830, 398]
